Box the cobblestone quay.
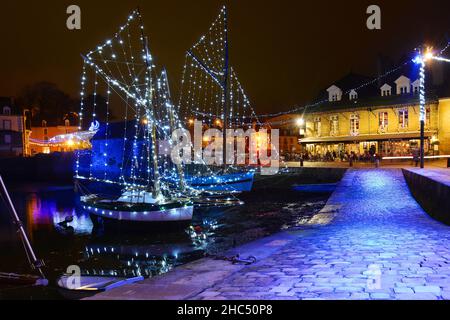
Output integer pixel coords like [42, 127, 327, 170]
[89, 169, 450, 300]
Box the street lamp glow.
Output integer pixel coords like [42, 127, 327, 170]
[296, 118, 305, 127]
[424, 51, 434, 61]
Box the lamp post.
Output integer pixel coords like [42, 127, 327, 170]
[22, 109, 30, 157]
[418, 50, 426, 169]
[414, 47, 434, 169]
[413, 46, 450, 168]
[297, 118, 306, 165]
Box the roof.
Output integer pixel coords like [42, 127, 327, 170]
[0, 97, 20, 115]
[304, 57, 450, 115]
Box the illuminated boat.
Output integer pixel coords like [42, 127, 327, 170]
[81, 190, 193, 226]
[174, 6, 257, 195]
[75, 9, 194, 227]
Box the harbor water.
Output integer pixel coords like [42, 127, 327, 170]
[0, 170, 342, 299]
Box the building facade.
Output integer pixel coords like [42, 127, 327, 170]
[29, 119, 79, 155]
[263, 114, 302, 160]
[0, 97, 25, 157]
[295, 70, 450, 159]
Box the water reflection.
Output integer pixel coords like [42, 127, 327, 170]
[1, 178, 329, 293]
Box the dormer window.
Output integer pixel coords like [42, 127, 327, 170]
[349, 89, 358, 101]
[395, 75, 411, 95]
[380, 84, 392, 97]
[327, 85, 343, 102]
[2, 106, 11, 115]
[412, 79, 420, 94]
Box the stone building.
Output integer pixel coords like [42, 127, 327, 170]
[295, 65, 450, 158]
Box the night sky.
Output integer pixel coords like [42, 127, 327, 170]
[1, 0, 450, 114]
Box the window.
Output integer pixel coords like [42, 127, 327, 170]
[395, 76, 411, 94]
[3, 120, 11, 131]
[350, 114, 360, 136]
[400, 87, 409, 94]
[399, 109, 409, 128]
[425, 106, 431, 127]
[4, 135, 11, 144]
[65, 119, 70, 127]
[330, 115, 339, 136]
[314, 117, 322, 137]
[379, 112, 388, 131]
[327, 85, 342, 102]
[44, 128, 48, 136]
[382, 89, 391, 97]
[3, 106, 11, 115]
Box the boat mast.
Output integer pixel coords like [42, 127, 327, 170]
[138, 8, 161, 199]
[0, 175, 46, 280]
[162, 68, 187, 192]
[222, 6, 230, 168]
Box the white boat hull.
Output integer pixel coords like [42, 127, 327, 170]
[82, 204, 194, 223]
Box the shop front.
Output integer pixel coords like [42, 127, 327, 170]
[301, 132, 436, 158]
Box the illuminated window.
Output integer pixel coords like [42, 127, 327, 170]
[399, 108, 409, 128]
[350, 114, 360, 136]
[330, 115, 339, 136]
[314, 117, 322, 137]
[379, 112, 388, 131]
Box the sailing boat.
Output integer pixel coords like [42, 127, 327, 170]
[155, 68, 247, 207]
[75, 9, 193, 226]
[177, 6, 256, 193]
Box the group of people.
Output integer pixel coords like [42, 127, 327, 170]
[287, 147, 381, 163]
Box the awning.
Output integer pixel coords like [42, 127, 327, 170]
[300, 131, 436, 144]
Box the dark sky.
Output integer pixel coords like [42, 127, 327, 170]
[1, 0, 450, 114]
